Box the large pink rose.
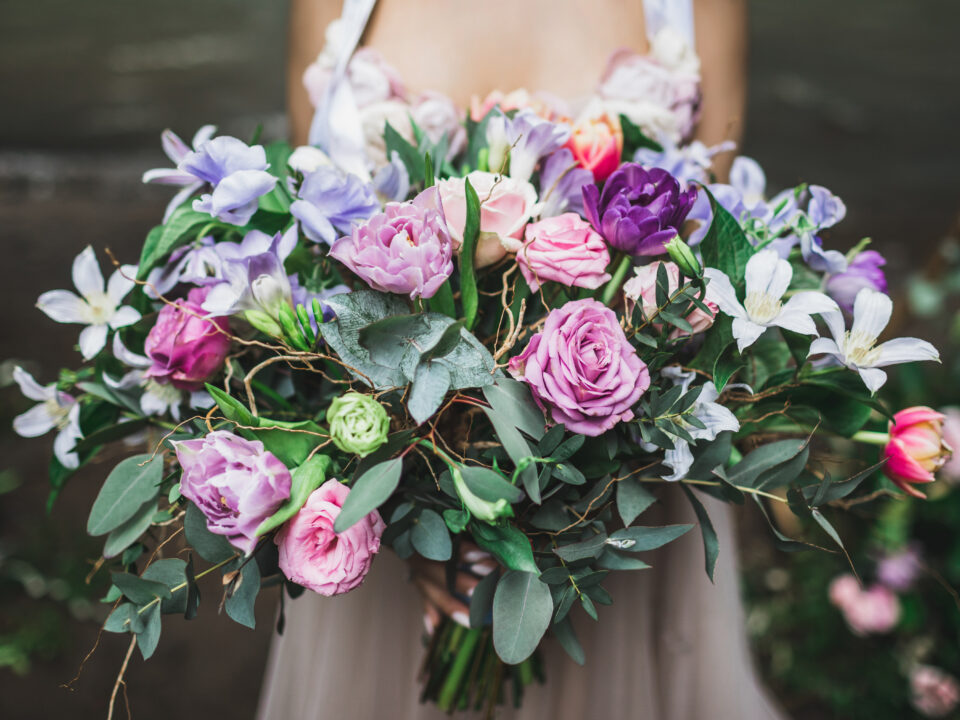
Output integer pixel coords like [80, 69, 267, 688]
[437, 171, 539, 268]
[622, 261, 716, 338]
[517, 214, 611, 292]
[275, 479, 386, 596]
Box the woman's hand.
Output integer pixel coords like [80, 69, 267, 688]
[409, 543, 497, 633]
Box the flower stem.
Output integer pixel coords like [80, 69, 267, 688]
[600, 253, 632, 306]
[130, 553, 239, 621]
[437, 625, 483, 711]
[851, 430, 890, 447]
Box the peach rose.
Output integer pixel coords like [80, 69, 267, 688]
[565, 112, 624, 183]
[437, 171, 540, 268]
[518, 214, 611, 292]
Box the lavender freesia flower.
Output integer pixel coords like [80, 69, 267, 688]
[175, 431, 291, 554]
[143, 125, 217, 222]
[538, 148, 594, 218]
[329, 186, 454, 300]
[180, 136, 278, 226]
[486, 109, 571, 181]
[146, 236, 225, 297]
[826, 249, 888, 314]
[583, 163, 697, 255]
[290, 165, 380, 244]
[634, 137, 735, 185]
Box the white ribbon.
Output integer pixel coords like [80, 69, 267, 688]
[643, 0, 696, 48]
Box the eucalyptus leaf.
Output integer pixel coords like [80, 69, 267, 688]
[607, 524, 693, 552]
[492, 571, 553, 665]
[482, 380, 546, 440]
[225, 560, 260, 629]
[680, 486, 719, 582]
[410, 509, 452, 561]
[616, 478, 656, 527]
[184, 502, 236, 563]
[103, 499, 157, 559]
[408, 361, 451, 424]
[137, 603, 162, 660]
[88, 454, 163, 536]
[552, 617, 585, 665]
[334, 458, 403, 533]
[469, 568, 499, 628]
[471, 522, 539, 574]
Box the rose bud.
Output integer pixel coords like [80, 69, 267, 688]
[144, 286, 231, 390]
[565, 112, 623, 183]
[883, 406, 953, 498]
[327, 392, 390, 457]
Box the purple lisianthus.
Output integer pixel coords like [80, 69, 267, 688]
[583, 163, 697, 255]
[329, 186, 453, 300]
[538, 148, 594, 218]
[487, 109, 571, 181]
[290, 165, 380, 244]
[508, 298, 650, 436]
[180, 136, 278, 226]
[144, 287, 231, 390]
[175, 431, 291, 554]
[825, 250, 888, 315]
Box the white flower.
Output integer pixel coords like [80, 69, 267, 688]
[704, 249, 838, 352]
[808, 288, 940, 392]
[12, 366, 83, 469]
[36, 246, 140, 360]
[655, 367, 740, 481]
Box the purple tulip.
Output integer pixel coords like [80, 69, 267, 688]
[144, 287, 231, 390]
[180, 136, 278, 226]
[825, 250, 887, 314]
[175, 431, 291, 554]
[290, 166, 380, 245]
[329, 186, 454, 300]
[582, 163, 697, 255]
[508, 298, 650, 436]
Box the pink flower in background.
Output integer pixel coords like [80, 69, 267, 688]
[175, 431, 291, 555]
[911, 666, 960, 718]
[876, 545, 923, 592]
[623, 261, 716, 337]
[828, 573, 900, 636]
[509, 298, 649, 436]
[436, 171, 539, 267]
[517, 214, 611, 291]
[145, 287, 231, 390]
[565, 113, 623, 183]
[304, 46, 406, 110]
[938, 407, 960, 483]
[410, 91, 467, 160]
[275, 479, 385, 596]
[330, 186, 454, 300]
[469, 89, 569, 124]
[883, 406, 953, 498]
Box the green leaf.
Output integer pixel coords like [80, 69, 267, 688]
[137, 207, 212, 280]
[697, 187, 755, 284]
[469, 569, 499, 628]
[104, 603, 141, 634]
[358, 314, 431, 373]
[804, 459, 885, 506]
[142, 558, 188, 615]
[618, 113, 663, 158]
[137, 603, 162, 660]
[482, 379, 546, 440]
[553, 533, 609, 562]
[616, 478, 656, 527]
[607, 524, 693, 552]
[184, 502, 236, 563]
[87, 454, 163, 536]
[103, 499, 157, 559]
[596, 549, 651, 571]
[384, 122, 425, 183]
[111, 572, 171, 605]
[443, 508, 470, 534]
[256, 454, 332, 536]
[460, 177, 481, 330]
[483, 408, 538, 502]
[410, 509, 452, 561]
[687, 314, 735, 376]
[492, 571, 553, 664]
[728, 438, 809, 489]
[334, 458, 403, 533]
[224, 561, 260, 629]
[459, 466, 524, 504]
[428, 280, 457, 319]
[408, 361, 451, 424]
[74, 418, 149, 455]
[680, 486, 719, 581]
[471, 522, 539, 574]
[552, 617, 585, 665]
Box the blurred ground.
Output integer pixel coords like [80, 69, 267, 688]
[0, 1, 957, 719]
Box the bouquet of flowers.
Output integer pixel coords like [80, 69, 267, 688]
[13, 35, 952, 717]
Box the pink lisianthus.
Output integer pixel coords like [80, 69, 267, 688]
[330, 186, 454, 300]
[883, 407, 953, 498]
[436, 171, 539, 268]
[508, 298, 649, 436]
[517, 214, 611, 292]
[275, 479, 386, 596]
[144, 287, 231, 390]
[911, 665, 960, 718]
[564, 113, 624, 183]
[828, 573, 900, 636]
[622, 261, 716, 337]
[938, 407, 960, 483]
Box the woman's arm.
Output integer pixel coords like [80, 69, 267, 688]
[693, 0, 748, 181]
[287, 0, 341, 145]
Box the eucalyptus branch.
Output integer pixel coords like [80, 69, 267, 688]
[128, 553, 240, 622]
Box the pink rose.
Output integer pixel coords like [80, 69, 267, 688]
[828, 573, 900, 636]
[564, 113, 623, 183]
[275, 479, 386, 596]
[517, 214, 611, 292]
[622, 261, 716, 337]
[437, 171, 539, 268]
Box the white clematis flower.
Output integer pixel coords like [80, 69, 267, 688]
[36, 246, 140, 360]
[12, 366, 83, 469]
[656, 367, 740, 481]
[704, 249, 839, 352]
[808, 288, 940, 392]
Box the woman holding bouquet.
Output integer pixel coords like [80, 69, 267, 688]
[255, 0, 784, 718]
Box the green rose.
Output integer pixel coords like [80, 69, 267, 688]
[327, 392, 390, 457]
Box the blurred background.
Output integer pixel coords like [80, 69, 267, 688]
[1, 1, 958, 718]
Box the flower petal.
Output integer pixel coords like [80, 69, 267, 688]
[703, 268, 745, 318]
[732, 317, 766, 352]
[13, 404, 57, 437]
[808, 336, 841, 358]
[53, 406, 82, 469]
[161, 129, 191, 164]
[79, 324, 108, 360]
[857, 366, 888, 393]
[851, 288, 892, 340]
[873, 337, 940, 368]
[112, 332, 152, 368]
[745, 249, 791, 300]
[109, 306, 141, 329]
[107, 265, 138, 305]
[820, 309, 847, 344]
[13, 366, 52, 402]
[72, 245, 104, 299]
[771, 309, 817, 336]
[37, 289, 89, 324]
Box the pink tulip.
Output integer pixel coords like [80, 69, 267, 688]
[883, 407, 953, 498]
[565, 113, 624, 183]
